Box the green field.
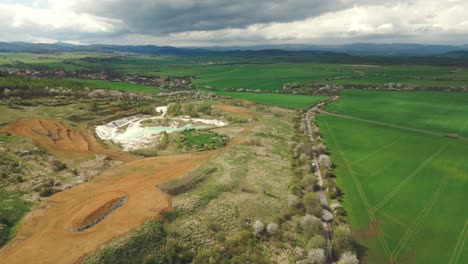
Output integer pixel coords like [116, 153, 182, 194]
[212, 91, 326, 109]
[75, 79, 161, 95]
[327, 90, 468, 138]
[3, 53, 468, 92]
[317, 91, 468, 263]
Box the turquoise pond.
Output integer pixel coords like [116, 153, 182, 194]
[118, 125, 212, 140]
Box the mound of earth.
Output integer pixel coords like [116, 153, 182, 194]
[5, 118, 103, 156]
[69, 192, 127, 232]
[4, 118, 137, 161]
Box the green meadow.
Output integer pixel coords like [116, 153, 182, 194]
[317, 90, 468, 264]
[75, 79, 161, 95]
[327, 90, 468, 138]
[3, 53, 468, 92]
[212, 91, 326, 109]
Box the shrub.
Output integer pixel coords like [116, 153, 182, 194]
[252, 220, 264, 237]
[333, 226, 354, 257]
[39, 186, 55, 197]
[301, 215, 325, 239]
[306, 248, 326, 264]
[193, 231, 268, 264]
[215, 231, 226, 242]
[52, 160, 67, 171]
[307, 235, 326, 250]
[266, 222, 279, 235]
[302, 192, 322, 217]
[142, 255, 158, 264]
[338, 251, 359, 264]
[287, 194, 301, 208]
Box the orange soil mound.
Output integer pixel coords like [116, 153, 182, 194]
[214, 104, 253, 116]
[0, 152, 214, 264]
[69, 193, 126, 230]
[4, 118, 137, 162]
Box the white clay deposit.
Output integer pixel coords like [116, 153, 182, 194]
[95, 106, 227, 150]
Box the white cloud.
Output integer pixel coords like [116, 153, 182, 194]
[0, 0, 467, 45]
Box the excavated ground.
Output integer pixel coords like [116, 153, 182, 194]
[214, 104, 253, 116]
[0, 105, 257, 264]
[4, 118, 138, 162]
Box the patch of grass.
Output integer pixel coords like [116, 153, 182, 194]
[177, 129, 229, 151]
[83, 220, 167, 264]
[159, 166, 217, 195]
[0, 187, 31, 247]
[74, 79, 161, 95]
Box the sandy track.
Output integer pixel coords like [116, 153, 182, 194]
[214, 104, 253, 116]
[0, 152, 215, 264]
[4, 118, 138, 162]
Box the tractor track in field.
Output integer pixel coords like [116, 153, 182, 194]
[392, 174, 449, 262]
[449, 219, 468, 264]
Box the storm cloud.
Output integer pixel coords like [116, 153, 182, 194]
[0, 0, 467, 46]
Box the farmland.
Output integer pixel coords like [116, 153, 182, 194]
[212, 91, 327, 109]
[2, 53, 468, 92]
[317, 90, 468, 264]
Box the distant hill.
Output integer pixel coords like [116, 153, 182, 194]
[1, 42, 467, 56]
[205, 43, 468, 55]
[0, 42, 212, 56]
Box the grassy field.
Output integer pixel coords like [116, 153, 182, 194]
[3, 53, 468, 92]
[317, 91, 468, 264]
[212, 91, 326, 109]
[74, 79, 161, 95]
[327, 90, 468, 138]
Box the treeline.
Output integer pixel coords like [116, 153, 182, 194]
[286, 112, 359, 264]
[0, 76, 154, 101]
[0, 76, 92, 90]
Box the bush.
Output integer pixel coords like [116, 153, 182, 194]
[252, 220, 264, 237]
[287, 194, 301, 208]
[306, 248, 326, 264]
[302, 192, 322, 217]
[52, 160, 67, 171]
[333, 226, 354, 257]
[142, 255, 158, 264]
[193, 231, 268, 264]
[266, 222, 279, 235]
[215, 231, 226, 242]
[301, 215, 325, 239]
[307, 235, 326, 250]
[39, 186, 56, 197]
[338, 251, 359, 264]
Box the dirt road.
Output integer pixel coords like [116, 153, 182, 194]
[0, 152, 214, 264]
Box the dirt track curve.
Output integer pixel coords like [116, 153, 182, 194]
[0, 106, 255, 264]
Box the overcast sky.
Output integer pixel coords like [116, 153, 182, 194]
[0, 0, 467, 46]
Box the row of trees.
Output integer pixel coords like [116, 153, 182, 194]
[287, 111, 359, 264]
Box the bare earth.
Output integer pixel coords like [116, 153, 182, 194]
[4, 118, 139, 161]
[0, 106, 255, 264]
